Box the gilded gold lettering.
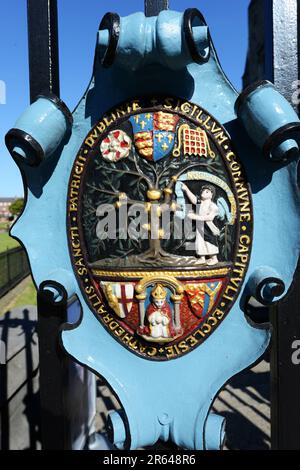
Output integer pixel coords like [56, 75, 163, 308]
[85, 128, 99, 147]
[186, 335, 198, 347]
[178, 341, 189, 353]
[163, 97, 174, 109]
[147, 347, 158, 357]
[202, 323, 211, 334]
[214, 308, 225, 320]
[97, 304, 106, 314]
[181, 102, 191, 114]
[165, 346, 175, 358]
[115, 326, 125, 337]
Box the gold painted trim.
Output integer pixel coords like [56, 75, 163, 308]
[173, 124, 215, 158]
[103, 284, 122, 318]
[147, 189, 162, 201]
[91, 268, 230, 279]
[135, 275, 184, 295]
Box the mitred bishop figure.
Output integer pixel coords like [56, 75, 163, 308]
[140, 284, 175, 340]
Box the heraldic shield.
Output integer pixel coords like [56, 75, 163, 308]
[67, 95, 251, 360]
[129, 111, 179, 161]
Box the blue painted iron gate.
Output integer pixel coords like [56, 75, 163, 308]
[4, 0, 300, 451]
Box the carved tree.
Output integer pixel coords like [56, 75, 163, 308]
[83, 141, 227, 264]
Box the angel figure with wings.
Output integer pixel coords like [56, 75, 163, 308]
[181, 183, 228, 266]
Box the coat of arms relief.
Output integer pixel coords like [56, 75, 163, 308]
[68, 96, 252, 360]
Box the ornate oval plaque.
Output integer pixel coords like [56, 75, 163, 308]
[67, 96, 253, 361]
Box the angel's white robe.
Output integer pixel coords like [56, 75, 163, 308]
[195, 199, 220, 256]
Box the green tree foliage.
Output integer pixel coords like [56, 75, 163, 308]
[9, 198, 24, 216]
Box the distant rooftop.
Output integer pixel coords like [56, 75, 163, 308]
[0, 197, 17, 202]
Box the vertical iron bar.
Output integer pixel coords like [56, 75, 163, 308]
[270, 262, 300, 449]
[263, 0, 274, 83]
[27, 0, 69, 449]
[265, 0, 298, 106]
[266, 0, 300, 450]
[27, 0, 60, 103]
[244, 0, 300, 449]
[37, 287, 70, 449]
[6, 251, 10, 288]
[22, 309, 36, 449]
[145, 0, 169, 17]
[0, 318, 8, 450]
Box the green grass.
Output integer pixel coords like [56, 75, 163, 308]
[0, 232, 19, 253]
[0, 222, 9, 231]
[0, 278, 37, 316]
[11, 280, 37, 309]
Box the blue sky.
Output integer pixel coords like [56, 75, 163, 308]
[0, 0, 250, 197]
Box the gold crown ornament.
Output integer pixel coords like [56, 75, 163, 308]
[151, 283, 167, 300]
